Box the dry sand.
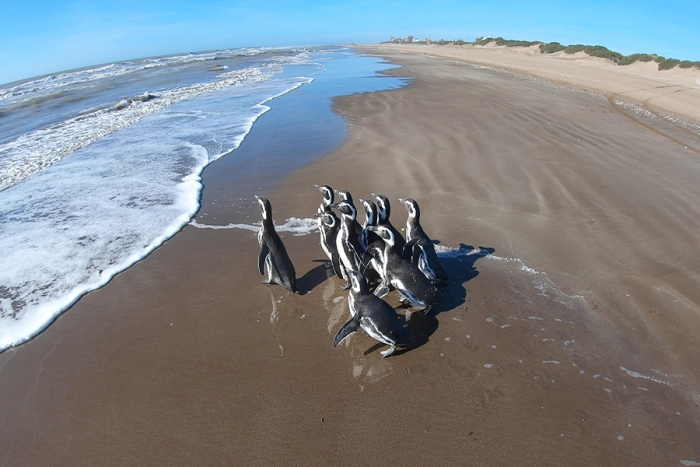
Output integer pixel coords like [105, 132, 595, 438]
[1, 45, 700, 466]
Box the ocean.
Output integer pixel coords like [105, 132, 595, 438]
[0, 46, 407, 351]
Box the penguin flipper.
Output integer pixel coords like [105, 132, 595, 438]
[333, 316, 360, 347]
[258, 243, 270, 275]
[380, 344, 397, 358]
[373, 281, 390, 298]
[402, 238, 419, 262]
[331, 250, 343, 278]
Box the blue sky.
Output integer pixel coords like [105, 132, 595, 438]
[2, 0, 699, 85]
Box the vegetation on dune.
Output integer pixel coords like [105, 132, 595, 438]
[469, 37, 699, 71]
[476, 37, 540, 47]
[390, 34, 699, 71]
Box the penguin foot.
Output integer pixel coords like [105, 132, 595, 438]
[380, 345, 397, 358]
[340, 281, 351, 291]
[323, 261, 332, 269]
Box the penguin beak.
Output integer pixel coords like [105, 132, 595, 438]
[398, 198, 405, 203]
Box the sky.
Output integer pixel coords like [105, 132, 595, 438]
[1, 0, 699, 85]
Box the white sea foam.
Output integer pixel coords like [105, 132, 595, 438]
[0, 46, 306, 107]
[619, 366, 673, 387]
[0, 66, 312, 192]
[0, 60, 316, 350]
[190, 217, 318, 236]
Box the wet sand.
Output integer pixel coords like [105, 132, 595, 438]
[2, 47, 700, 466]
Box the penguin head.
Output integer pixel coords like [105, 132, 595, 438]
[313, 211, 336, 228]
[371, 193, 390, 221]
[314, 184, 334, 206]
[348, 270, 369, 295]
[334, 189, 353, 205]
[359, 198, 377, 226]
[330, 201, 357, 220]
[254, 195, 272, 221]
[399, 198, 420, 220]
[367, 225, 395, 247]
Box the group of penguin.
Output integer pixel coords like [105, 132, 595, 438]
[255, 185, 448, 358]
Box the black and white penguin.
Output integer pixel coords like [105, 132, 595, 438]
[335, 190, 364, 240]
[333, 270, 413, 358]
[314, 184, 341, 275]
[399, 197, 449, 286]
[255, 195, 297, 293]
[371, 192, 406, 253]
[331, 200, 365, 290]
[358, 198, 380, 251]
[368, 224, 442, 314]
[314, 211, 342, 278]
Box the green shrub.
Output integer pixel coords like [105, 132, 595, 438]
[475, 37, 495, 46]
[619, 53, 656, 65]
[654, 56, 665, 63]
[658, 58, 681, 70]
[539, 42, 565, 54]
[679, 60, 700, 69]
[564, 44, 586, 54]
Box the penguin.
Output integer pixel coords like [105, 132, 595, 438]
[358, 198, 382, 285]
[399, 197, 449, 286]
[330, 200, 365, 290]
[335, 190, 364, 240]
[358, 198, 380, 251]
[368, 224, 442, 314]
[314, 184, 341, 275]
[255, 195, 297, 293]
[371, 192, 406, 253]
[333, 270, 413, 358]
[314, 211, 342, 278]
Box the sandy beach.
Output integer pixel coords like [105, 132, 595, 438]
[2, 44, 700, 466]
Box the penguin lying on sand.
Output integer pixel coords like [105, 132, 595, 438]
[333, 270, 413, 358]
[255, 195, 297, 293]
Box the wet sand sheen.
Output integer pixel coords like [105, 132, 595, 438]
[1, 48, 700, 466]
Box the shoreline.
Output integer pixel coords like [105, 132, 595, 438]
[1, 46, 700, 465]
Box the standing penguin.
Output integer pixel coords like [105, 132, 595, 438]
[399, 198, 449, 287]
[335, 190, 364, 240]
[314, 184, 341, 275]
[358, 198, 380, 251]
[314, 211, 342, 278]
[368, 224, 442, 314]
[331, 200, 364, 290]
[255, 195, 297, 293]
[333, 270, 413, 358]
[371, 192, 406, 253]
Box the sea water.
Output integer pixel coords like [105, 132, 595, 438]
[0, 46, 406, 351]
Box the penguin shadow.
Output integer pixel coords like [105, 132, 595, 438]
[296, 260, 335, 295]
[431, 243, 494, 317]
